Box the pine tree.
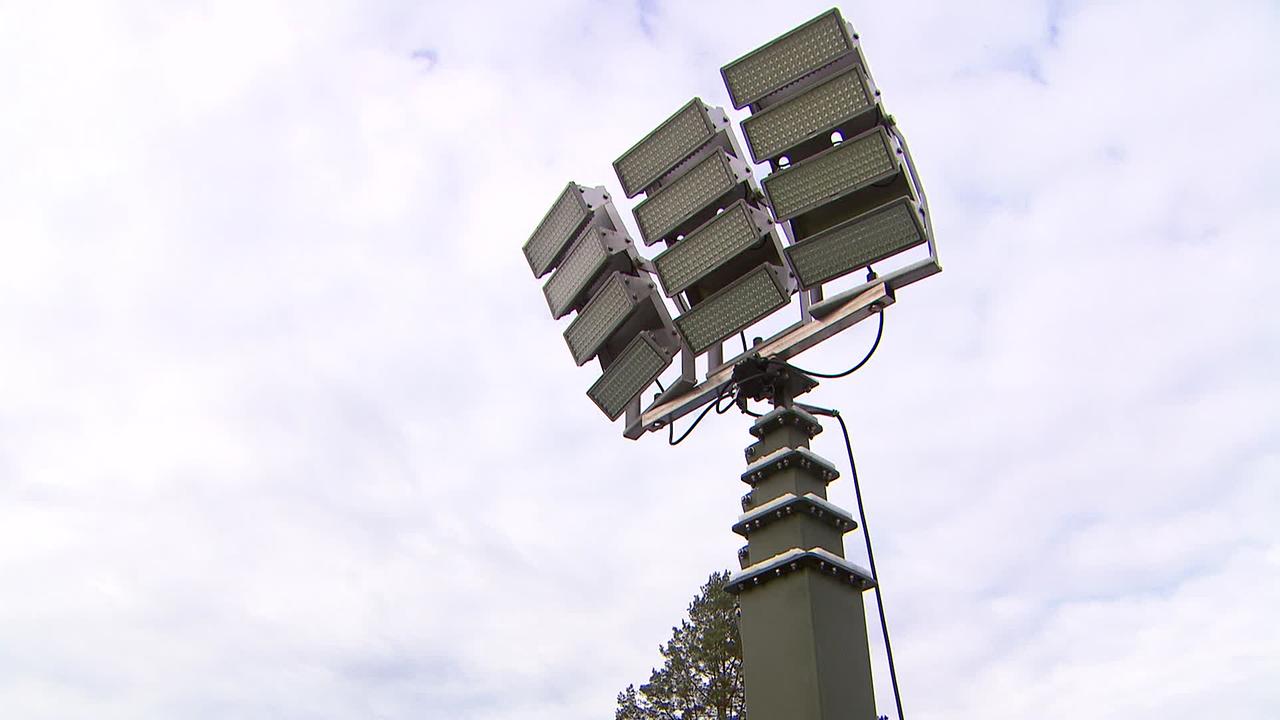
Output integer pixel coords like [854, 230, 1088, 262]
[615, 571, 745, 720]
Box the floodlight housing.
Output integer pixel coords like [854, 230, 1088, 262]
[542, 225, 639, 319]
[633, 147, 752, 246]
[762, 125, 914, 239]
[720, 9, 857, 110]
[563, 273, 668, 366]
[614, 99, 732, 199]
[653, 199, 782, 303]
[674, 264, 793, 355]
[587, 330, 678, 420]
[522, 183, 611, 278]
[785, 196, 927, 290]
[741, 64, 880, 164]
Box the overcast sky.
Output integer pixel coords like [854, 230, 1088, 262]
[1, 0, 1277, 718]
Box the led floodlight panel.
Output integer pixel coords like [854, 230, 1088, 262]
[721, 9, 856, 110]
[587, 331, 675, 420]
[762, 125, 898, 222]
[522, 183, 609, 278]
[542, 225, 637, 319]
[633, 149, 751, 245]
[741, 65, 878, 164]
[674, 264, 792, 355]
[784, 197, 927, 289]
[614, 99, 726, 199]
[563, 272, 668, 366]
[653, 199, 773, 298]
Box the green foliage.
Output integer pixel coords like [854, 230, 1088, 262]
[615, 571, 745, 720]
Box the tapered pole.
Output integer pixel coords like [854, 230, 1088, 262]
[727, 400, 879, 719]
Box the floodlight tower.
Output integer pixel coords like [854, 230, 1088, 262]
[519, 8, 937, 720]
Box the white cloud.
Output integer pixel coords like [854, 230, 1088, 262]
[0, 0, 1276, 718]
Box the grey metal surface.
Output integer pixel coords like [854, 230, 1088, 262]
[808, 256, 938, 319]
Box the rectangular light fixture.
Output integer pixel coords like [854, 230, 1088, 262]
[587, 331, 675, 420]
[614, 99, 725, 199]
[522, 183, 609, 277]
[741, 65, 876, 163]
[720, 9, 855, 110]
[761, 126, 897, 222]
[653, 199, 771, 298]
[784, 197, 927, 289]
[633, 149, 750, 245]
[542, 226, 636, 319]
[674, 264, 791, 355]
[564, 273, 638, 365]
[562, 272, 671, 366]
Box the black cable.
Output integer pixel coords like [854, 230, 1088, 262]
[716, 386, 737, 414]
[739, 330, 749, 353]
[668, 392, 721, 445]
[668, 383, 738, 446]
[790, 309, 884, 379]
[828, 408, 905, 720]
[667, 364, 781, 445]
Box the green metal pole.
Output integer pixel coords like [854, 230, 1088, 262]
[728, 405, 879, 719]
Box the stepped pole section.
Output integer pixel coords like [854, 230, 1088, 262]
[726, 403, 878, 719]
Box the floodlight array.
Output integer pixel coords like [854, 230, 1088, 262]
[519, 7, 940, 436]
[616, 94, 792, 372]
[587, 331, 675, 420]
[721, 7, 937, 316]
[614, 99, 724, 199]
[521, 178, 683, 424]
[721, 9, 855, 110]
[674, 264, 791, 355]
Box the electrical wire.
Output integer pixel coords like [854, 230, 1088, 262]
[666, 367, 774, 446]
[668, 391, 721, 445]
[801, 404, 905, 720]
[789, 308, 885, 379]
[668, 383, 737, 445]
